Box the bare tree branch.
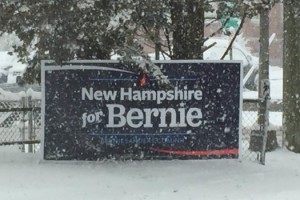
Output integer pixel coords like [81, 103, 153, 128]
[220, 10, 247, 60]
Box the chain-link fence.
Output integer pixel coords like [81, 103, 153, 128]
[241, 99, 262, 160]
[0, 96, 279, 162]
[241, 99, 281, 162]
[0, 97, 41, 152]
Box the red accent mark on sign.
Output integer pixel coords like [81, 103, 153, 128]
[150, 148, 238, 156]
[140, 73, 147, 87]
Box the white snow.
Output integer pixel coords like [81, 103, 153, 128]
[204, 37, 254, 67]
[0, 88, 41, 101]
[0, 88, 25, 101]
[243, 65, 282, 102]
[0, 145, 299, 200]
[0, 51, 27, 84]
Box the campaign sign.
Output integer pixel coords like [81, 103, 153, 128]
[41, 60, 242, 160]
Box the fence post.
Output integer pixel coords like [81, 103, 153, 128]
[21, 97, 26, 152]
[28, 96, 33, 153]
[259, 79, 270, 165]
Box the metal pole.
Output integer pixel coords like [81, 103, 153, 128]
[28, 96, 33, 153]
[21, 97, 26, 152]
[260, 80, 270, 165]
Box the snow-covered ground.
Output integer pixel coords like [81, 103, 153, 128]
[0, 145, 299, 200]
[1, 34, 295, 200]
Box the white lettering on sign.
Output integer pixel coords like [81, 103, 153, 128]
[81, 87, 117, 101]
[80, 86, 204, 129]
[82, 111, 104, 128]
[120, 86, 202, 104]
[106, 104, 202, 128]
[81, 86, 202, 104]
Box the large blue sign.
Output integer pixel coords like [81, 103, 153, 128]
[41, 60, 242, 160]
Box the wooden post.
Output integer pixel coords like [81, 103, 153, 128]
[258, 8, 270, 165]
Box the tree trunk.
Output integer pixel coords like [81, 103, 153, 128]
[283, 0, 300, 153]
[186, 0, 204, 59]
[170, 1, 204, 59]
[170, 1, 188, 59]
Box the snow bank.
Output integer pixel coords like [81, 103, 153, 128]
[0, 87, 41, 101]
[0, 146, 299, 200]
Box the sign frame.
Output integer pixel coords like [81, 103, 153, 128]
[41, 60, 243, 161]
